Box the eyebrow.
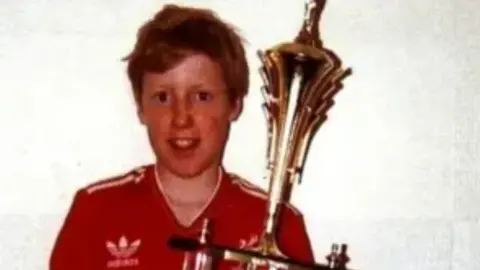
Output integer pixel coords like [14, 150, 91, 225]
[145, 82, 172, 90]
[147, 80, 225, 93]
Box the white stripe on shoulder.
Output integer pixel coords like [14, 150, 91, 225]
[229, 173, 268, 200]
[229, 172, 303, 217]
[86, 166, 146, 194]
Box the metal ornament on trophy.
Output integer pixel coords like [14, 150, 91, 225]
[169, 0, 354, 269]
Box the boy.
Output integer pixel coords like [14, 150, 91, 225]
[50, 4, 314, 269]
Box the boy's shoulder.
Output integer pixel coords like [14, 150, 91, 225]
[226, 171, 303, 217]
[81, 164, 151, 196]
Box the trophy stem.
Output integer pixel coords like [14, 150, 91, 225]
[264, 66, 303, 235]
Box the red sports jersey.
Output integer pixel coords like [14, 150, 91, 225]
[49, 164, 314, 269]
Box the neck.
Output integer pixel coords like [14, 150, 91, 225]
[155, 163, 221, 205]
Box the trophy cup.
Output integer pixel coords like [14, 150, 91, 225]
[169, 0, 353, 269]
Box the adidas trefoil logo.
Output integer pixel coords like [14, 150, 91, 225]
[239, 234, 259, 249]
[106, 235, 141, 268]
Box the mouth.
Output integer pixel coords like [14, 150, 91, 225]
[167, 138, 201, 151]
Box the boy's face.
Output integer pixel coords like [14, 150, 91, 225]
[138, 53, 242, 178]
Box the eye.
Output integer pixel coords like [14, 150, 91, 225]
[196, 91, 213, 102]
[152, 92, 169, 103]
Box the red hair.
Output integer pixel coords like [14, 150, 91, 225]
[123, 4, 250, 104]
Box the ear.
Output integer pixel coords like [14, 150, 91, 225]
[228, 98, 243, 122]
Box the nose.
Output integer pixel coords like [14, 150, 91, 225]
[172, 99, 193, 128]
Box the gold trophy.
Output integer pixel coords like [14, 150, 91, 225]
[170, 0, 354, 269]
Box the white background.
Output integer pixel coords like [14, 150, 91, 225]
[1, 0, 479, 269]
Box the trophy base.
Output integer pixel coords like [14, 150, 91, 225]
[168, 236, 352, 270]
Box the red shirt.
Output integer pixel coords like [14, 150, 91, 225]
[49, 164, 314, 269]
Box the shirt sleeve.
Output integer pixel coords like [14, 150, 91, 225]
[49, 189, 90, 270]
[277, 204, 316, 265]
